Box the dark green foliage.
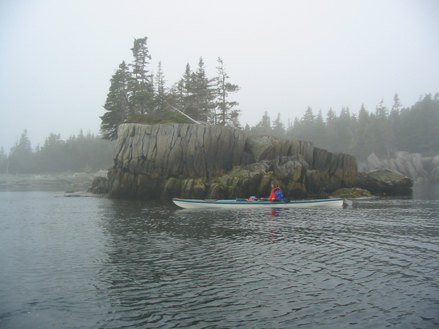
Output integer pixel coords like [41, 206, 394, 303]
[101, 37, 242, 138]
[100, 61, 131, 140]
[170, 58, 216, 123]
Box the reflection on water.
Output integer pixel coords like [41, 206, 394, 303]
[0, 192, 438, 328]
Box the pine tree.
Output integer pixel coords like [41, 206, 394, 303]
[8, 130, 34, 173]
[313, 110, 326, 146]
[129, 37, 154, 115]
[299, 107, 316, 142]
[252, 111, 272, 135]
[214, 57, 240, 126]
[0, 147, 7, 173]
[100, 61, 131, 140]
[154, 61, 167, 112]
[180, 63, 196, 118]
[374, 100, 391, 157]
[192, 57, 215, 122]
[324, 109, 338, 151]
[272, 113, 285, 138]
[336, 107, 353, 153]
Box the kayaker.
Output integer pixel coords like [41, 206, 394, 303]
[261, 180, 284, 201]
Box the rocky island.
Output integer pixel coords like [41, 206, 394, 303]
[90, 123, 412, 200]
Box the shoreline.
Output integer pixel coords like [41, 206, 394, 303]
[0, 171, 107, 192]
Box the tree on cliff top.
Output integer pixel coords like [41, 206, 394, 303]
[100, 37, 242, 133]
[175, 58, 215, 123]
[100, 61, 131, 140]
[129, 37, 154, 115]
[214, 57, 240, 127]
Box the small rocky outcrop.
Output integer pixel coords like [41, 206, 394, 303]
[105, 123, 359, 200]
[87, 176, 109, 194]
[331, 188, 372, 198]
[356, 169, 413, 196]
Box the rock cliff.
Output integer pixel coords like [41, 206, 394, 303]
[107, 123, 359, 199]
[359, 152, 439, 183]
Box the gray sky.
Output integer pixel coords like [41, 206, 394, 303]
[1, 0, 438, 152]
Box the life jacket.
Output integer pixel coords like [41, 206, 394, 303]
[269, 187, 283, 200]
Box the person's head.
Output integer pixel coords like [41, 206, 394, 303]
[271, 180, 279, 188]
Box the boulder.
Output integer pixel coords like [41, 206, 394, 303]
[356, 169, 413, 196]
[331, 187, 372, 198]
[245, 136, 274, 162]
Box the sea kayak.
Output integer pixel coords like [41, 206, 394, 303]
[172, 198, 344, 209]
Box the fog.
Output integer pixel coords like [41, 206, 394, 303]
[1, 0, 438, 152]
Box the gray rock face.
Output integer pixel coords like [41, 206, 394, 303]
[357, 169, 413, 196]
[358, 152, 438, 183]
[114, 123, 247, 178]
[106, 123, 359, 199]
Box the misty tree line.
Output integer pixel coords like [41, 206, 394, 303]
[100, 36, 241, 140]
[0, 130, 115, 174]
[2, 93, 437, 174]
[246, 93, 439, 160]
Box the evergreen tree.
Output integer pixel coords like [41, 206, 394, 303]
[192, 57, 215, 122]
[214, 57, 240, 126]
[390, 93, 402, 117]
[129, 37, 154, 115]
[303, 107, 316, 141]
[396, 94, 439, 153]
[351, 104, 372, 159]
[289, 117, 301, 139]
[313, 110, 326, 146]
[154, 61, 167, 112]
[272, 113, 285, 139]
[100, 61, 131, 140]
[252, 111, 272, 136]
[8, 130, 33, 173]
[34, 133, 66, 172]
[324, 109, 338, 151]
[285, 118, 294, 139]
[335, 107, 352, 153]
[387, 94, 402, 156]
[179, 63, 197, 118]
[0, 147, 7, 173]
[373, 100, 391, 157]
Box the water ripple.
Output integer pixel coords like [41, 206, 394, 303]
[1, 194, 438, 328]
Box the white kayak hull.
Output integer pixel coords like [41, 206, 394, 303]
[172, 198, 344, 209]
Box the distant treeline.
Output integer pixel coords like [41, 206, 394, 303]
[245, 93, 439, 161]
[0, 130, 115, 174]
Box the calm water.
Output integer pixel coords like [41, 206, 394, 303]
[0, 192, 438, 328]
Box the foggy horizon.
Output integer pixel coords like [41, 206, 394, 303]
[1, 0, 438, 152]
